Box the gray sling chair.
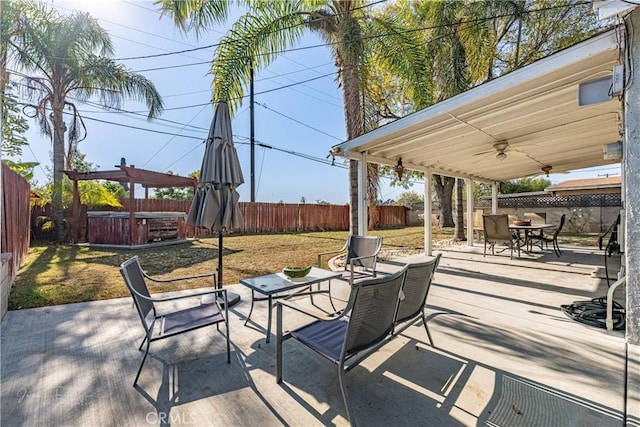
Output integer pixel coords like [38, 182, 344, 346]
[393, 253, 442, 346]
[276, 258, 440, 424]
[314, 235, 383, 311]
[318, 234, 383, 284]
[120, 256, 230, 387]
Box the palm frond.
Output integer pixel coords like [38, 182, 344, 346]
[154, 0, 233, 36]
[211, 1, 313, 111]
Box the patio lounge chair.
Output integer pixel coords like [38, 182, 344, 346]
[276, 265, 408, 423]
[317, 235, 383, 284]
[393, 254, 442, 346]
[119, 256, 230, 387]
[483, 214, 517, 259]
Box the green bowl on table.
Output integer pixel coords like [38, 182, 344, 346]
[282, 266, 312, 281]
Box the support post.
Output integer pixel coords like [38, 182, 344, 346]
[357, 152, 367, 236]
[624, 9, 640, 345]
[71, 178, 80, 243]
[491, 182, 498, 214]
[129, 179, 136, 245]
[424, 171, 432, 256]
[250, 61, 256, 202]
[466, 179, 474, 246]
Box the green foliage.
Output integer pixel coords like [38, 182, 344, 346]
[153, 169, 197, 200]
[1, 84, 29, 157]
[500, 177, 551, 194]
[37, 177, 122, 209]
[153, 186, 193, 200]
[395, 191, 424, 211]
[1, 159, 37, 180]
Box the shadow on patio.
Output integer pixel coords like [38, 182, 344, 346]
[1, 244, 630, 426]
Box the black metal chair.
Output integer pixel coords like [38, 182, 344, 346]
[276, 265, 408, 423]
[530, 214, 566, 257]
[120, 256, 230, 386]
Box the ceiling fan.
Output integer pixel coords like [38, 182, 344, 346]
[473, 141, 530, 161]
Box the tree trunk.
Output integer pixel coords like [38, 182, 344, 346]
[51, 96, 67, 242]
[339, 60, 363, 235]
[433, 174, 455, 227]
[454, 178, 465, 240]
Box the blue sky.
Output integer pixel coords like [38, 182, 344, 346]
[19, 0, 621, 204]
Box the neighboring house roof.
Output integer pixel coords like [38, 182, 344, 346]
[545, 176, 621, 192]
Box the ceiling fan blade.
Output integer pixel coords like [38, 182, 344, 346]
[472, 149, 494, 156]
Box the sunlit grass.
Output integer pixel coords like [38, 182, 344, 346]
[9, 226, 597, 309]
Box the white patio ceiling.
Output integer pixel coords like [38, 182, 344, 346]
[333, 29, 624, 183]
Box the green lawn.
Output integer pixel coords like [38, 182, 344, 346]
[9, 227, 600, 309]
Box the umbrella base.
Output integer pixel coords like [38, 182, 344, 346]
[218, 291, 241, 308]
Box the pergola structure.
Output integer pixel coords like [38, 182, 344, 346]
[64, 165, 197, 244]
[333, 21, 640, 352]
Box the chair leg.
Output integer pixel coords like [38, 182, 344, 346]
[338, 363, 353, 424]
[422, 314, 434, 346]
[276, 303, 283, 383]
[138, 334, 149, 351]
[327, 281, 337, 312]
[134, 336, 151, 387]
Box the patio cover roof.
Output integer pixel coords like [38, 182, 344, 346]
[332, 29, 624, 183]
[64, 165, 197, 189]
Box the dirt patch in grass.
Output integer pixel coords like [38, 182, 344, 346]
[9, 227, 599, 309]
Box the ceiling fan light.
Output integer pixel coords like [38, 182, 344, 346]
[496, 152, 507, 161]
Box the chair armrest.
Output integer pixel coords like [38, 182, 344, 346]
[317, 239, 349, 266]
[349, 254, 378, 264]
[131, 286, 226, 304]
[317, 249, 344, 267]
[276, 299, 343, 322]
[143, 270, 216, 285]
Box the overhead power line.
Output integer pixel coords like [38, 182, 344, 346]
[256, 102, 342, 141]
[111, 2, 589, 61]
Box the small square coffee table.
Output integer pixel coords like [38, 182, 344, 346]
[240, 267, 341, 343]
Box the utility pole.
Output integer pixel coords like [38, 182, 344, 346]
[250, 59, 255, 202]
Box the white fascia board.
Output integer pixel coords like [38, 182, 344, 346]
[594, 0, 636, 19]
[332, 29, 619, 155]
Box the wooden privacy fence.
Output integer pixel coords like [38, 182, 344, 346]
[116, 200, 405, 234]
[2, 163, 31, 321]
[41, 200, 408, 242]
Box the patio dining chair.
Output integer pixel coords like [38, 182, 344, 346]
[482, 214, 517, 259]
[119, 256, 230, 387]
[317, 235, 383, 284]
[393, 254, 442, 346]
[276, 265, 408, 423]
[529, 214, 566, 257]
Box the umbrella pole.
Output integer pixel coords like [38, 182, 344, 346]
[218, 231, 224, 289]
[217, 230, 241, 307]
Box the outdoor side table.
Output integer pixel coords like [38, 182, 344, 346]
[240, 267, 341, 343]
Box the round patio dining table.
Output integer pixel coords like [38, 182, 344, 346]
[509, 223, 556, 256]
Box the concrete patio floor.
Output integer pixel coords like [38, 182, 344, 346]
[1, 244, 638, 426]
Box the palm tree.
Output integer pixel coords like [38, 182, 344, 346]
[158, 0, 427, 235]
[7, 1, 164, 241]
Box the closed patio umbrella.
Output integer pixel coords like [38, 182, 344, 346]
[187, 100, 243, 306]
